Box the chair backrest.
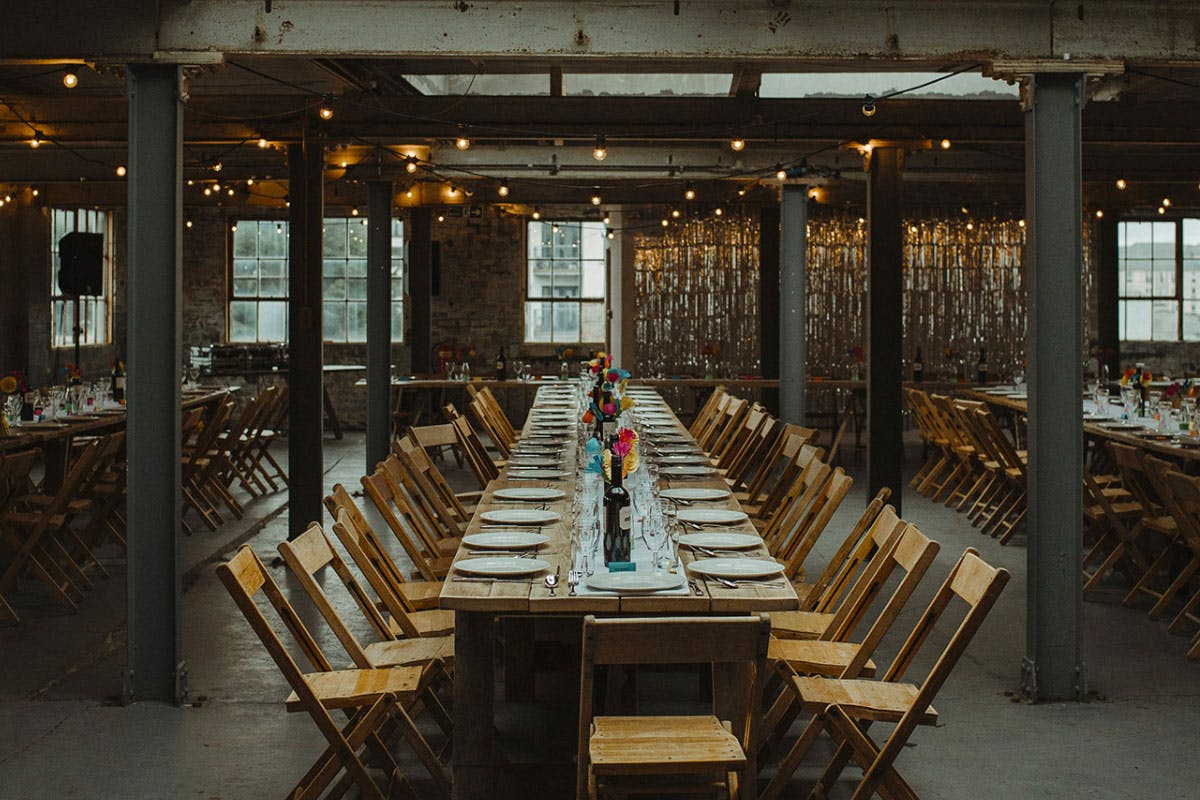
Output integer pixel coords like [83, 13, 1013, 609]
[361, 468, 440, 582]
[761, 450, 831, 551]
[577, 614, 771, 799]
[450, 414, 499, 487]
[409, 423, 460, 452]
[812, 503, 906, 616]
[1109, 442, 1164, 514]
[1160, 468, 1200, 558]
[725, 414, 779, 488]
[742, 423, 817, 505]
[278, 522, 397, 666]
[0, 449, 41, 509]
[777, 467, 854, 579]
[468, 395, 512, 458]
[396, 434, 470, 522]
[800, 487, 891, 612]
[379, 453, 460, 546]
[688, 386, 728, 439]
[325, 494, 426, 625]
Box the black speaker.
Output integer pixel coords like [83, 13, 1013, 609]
[58, 232, 104, 296]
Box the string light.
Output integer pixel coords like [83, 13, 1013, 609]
[212, 161, 222, 173]
[31, 189, 38, 197]
[671, 209, 681, 219]
[1095, 209, 1105, 219]
[730, 137, 746, 152]
[684, 182, 696, 201]
[115, 165, 126, 177]
[591, 192, 602, 206]
[455, 131, 472, 150]
[437, 214, 445, 222]
[186, 179, 194, 186]
[1115, 178, 1127, 190]
[531, 208, 541, 220]
[909, 225, 919, 234]
[737, 186, 748, 197]
[497, 179, 510, 197]
[62, 70, 78, 89]
[360, 218, 367, 226]
[1018, 219, 1026, 228]
[552, 222, 561, 233]
[227, 187, 234, 196]
[276, 223, 283, 233]
[775, 163, 787, 181]
[318, 100, 334, 120]
[606, 228, 615, 240]
[940, 138, 952, 150]
[447, 185, 459, 197]
[186, 220, 193, 228]
[1158, 205, 1166, 215]
[966, 221, 974, 231]
[258, 137, 269, 149]
[246, 178, 254, 186]
[592, 135, 608, 161]
[714, 207, 724, 216]
[405, 157, 419, 174]
[204, 187, 212, 196]
[29, 131, 42, 149]
[661, 218, 669, 227]
[602, 211, 611, 224]
[230, 223, 237, 232]
[351, 206, 359, 216]
[405, 188, 414, 199]
[808, 188, 819, 200]
[1162, 197, 1172, 208]
[861, 96, 877, 117]
[212, 182, 221, 192]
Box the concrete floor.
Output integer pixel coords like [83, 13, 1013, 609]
[2, 432, 1199, 799]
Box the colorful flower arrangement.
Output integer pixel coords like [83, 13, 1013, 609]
[1164, 379, 1196, 405]
[584, 427, 640, 480]
[64, 363, 83, 384]
[1120, 367, 1153, 387]
[581, 353, 634, 424]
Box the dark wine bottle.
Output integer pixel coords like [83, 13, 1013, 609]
[913, 347, 924, 383]
[603, 453, 631, 565]
[111, 359, 126, 404]
[495, 347, 507, 381]
[976, 348, 988, 384]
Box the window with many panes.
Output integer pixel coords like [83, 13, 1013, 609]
[525, 220, 606, 343]
[1118, 219, 1200, 341]
[229, 218, 405, 343]
[50, 208, 112, 347]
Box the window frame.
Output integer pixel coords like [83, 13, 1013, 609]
[226, 216, 406, 344]
[1117, 216, 1199, 342]
[523, 219, 607, 344]
[49, 207, 114, 348]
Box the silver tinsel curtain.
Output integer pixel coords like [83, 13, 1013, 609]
[634, 212, 1097, 379]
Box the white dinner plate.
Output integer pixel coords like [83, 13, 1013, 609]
[1082, 414, 1109, 421]
[462, 531, 550, 549]
[688, 558, 784, 580]
[527, 432, 572, 440]
[493, 487, 566, 502]
[585, 572, 685, 594]
[508, 469, 570, 479]
[480, 508, 562, 525]
[678, 532, 762, 550]
[661, 465, 714, 478]
[661, 488, 731, 502]
[508, 456, 563, 468]
[677, 509, 749, 526]
[658, 454, 710, 465]
[1098, 422, 1144, 430]
[453, 556, 552, 577]
[1003, 393, 1028, 400]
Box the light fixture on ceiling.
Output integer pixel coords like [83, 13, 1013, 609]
[861, 95, 877, 117]
[437, 214, 445, 222]
[591, 191, 602, 206]
[593, 135, 608, 161]
[498, 179, 510, 197]
[940, 138, 952, 150]
[602, 211, 611, 224]
[1158, 205, 1166, 215]
[714, 207, 723, 216]
[1162, 197, 1172, 208]
[606, 228, 615, 240]
[212, 161, 223, 173]
[671, 208, 681, 219]
[405, 156, 419, 174]
[684, 182, 696, 201]
[455, 130, 472, 150]
[258, 137, 269, 149]
[1095, 209, 1105, 219]
[661, 218, 669, 227]
[351, 206, 359, 216]
[1115, 178, 1127, 190]
[115, 165, 126, 177]
[775, 163, 787, 181]
[62, 70, 78, 89]
[405, 188, 414, 199]
[531, 208, 541, 220]
[319, 99, 334, 120]
[730, 137, 746, 152]
[29, 131, 42, 149]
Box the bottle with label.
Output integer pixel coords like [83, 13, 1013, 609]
[976, 348, 988, 384]
[111, 359, 126, 404]
[913, 347, 924, 383]
[495, 347, 507, 381]
[603, 451, 631, 565]
[20, 389, 34, 421]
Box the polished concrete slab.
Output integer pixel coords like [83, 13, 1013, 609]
[2, 432, 1199, 798]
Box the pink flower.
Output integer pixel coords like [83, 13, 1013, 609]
[613, 440, 632, 458]
[601, 401, 617, 415]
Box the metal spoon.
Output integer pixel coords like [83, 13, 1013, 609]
[545, 564, 561, 596]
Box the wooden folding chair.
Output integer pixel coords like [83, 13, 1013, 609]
[386, 445, 469, 538]
[0, 449, 44, 622]
[216, 545, 450, 800]
[763, 550, 1010, 800]
[240, 384, 289, 492]
[767, 505, 907, 641]
[1153, 470, 1200, 654]
[448, 413, 501, 488]
[758, 451, 831, 548]
[361, 468, 455, 581]
[577, 614, 771, 800]
[724, 414, 780, 491]
[737, 424, 817, 511]
[397, 431, 478, 514]
[687, 386, 727, 440]
[1081, 468, 1152, 596]
[323, 484, 444, 612]
[468, 394, 513, 459]
[408, 421, 465, 471]
[774, 468, 854, 582]
[793, 488, 891, 609]
[278, 522, 455, 672]
[378, 455, 462, 557]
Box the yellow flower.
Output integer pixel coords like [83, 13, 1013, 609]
[0, 375, 17, 394]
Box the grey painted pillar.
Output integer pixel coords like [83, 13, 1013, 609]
[867, 147, 905, 514]
[366, 181, 393, 473]
[1022, 72, 1087, 702]
[758, 205, 781, 415]
[286, 131, 324, 540]
[124, 63, 183, 705]
[608, 208, 636, 368]
[1096, 216, 1120, 378]
[409, 208, 433, 374]
[779, 185, 808, 425]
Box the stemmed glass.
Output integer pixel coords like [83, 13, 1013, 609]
[3, 394, 20, 427]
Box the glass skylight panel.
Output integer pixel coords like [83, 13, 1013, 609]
[760, 72, 1017, 99]
[403, 74, 548, 95]
[563, 73, 732, 96]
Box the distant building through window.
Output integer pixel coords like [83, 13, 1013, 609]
[524, 220, 606, 343]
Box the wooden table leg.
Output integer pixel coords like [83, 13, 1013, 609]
[454, 610, 495, 800]
[322, 386, 343, 440]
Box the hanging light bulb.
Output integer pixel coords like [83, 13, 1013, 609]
[115, 165, 126, 177]
[276, 223, 283, 233]
[940, 138, 952, 150]
[966, 221, 974, 231]
[714, 207, 724, 216]
[909, 225, 919, 234]
[808, 188, 819, 200]
[31, 188, 38, 197]
[227, 187, 235, 196]
[1018, 219, 1026, 228]
[775, 163, 788, 181]
[455, 131, 472, 150]
[405, 188, 414, 199]
[1158, 205, 1166, 215]
[497, 179, 510, 197]
[671, 208, 681, 219]
[552, 222, 561, 233]
[684, 182, 696, 201]
[1095, 209, 1105, 219]
[212, 182, 221, 192]
[447, 185, 459, 197]
[187, 179, 194, 186]
[1162, 197, 1172, 208]
[730, 137, 746, 152]
[1115, 178, 1127, 190]
[404, 156, 419, 174]
[861, 95, 877, 117]
[661, 218, 669, 227]
[258, 137, 269, 149]
[737, 185, 748, 197]
[602, 211, 611, 224]
[246, 178, 255, 186]
[531, 208, 541, 220]
[204, 187, 212, 196]
[606, 228, 615, 240]
[230, 223, 238, 232]
[212, 161, 223, 173]
[29, 131, 42, 149]
[437, 214, 445, 222]
[186, 219, 193, 229]
[592, 135, 608, 161]
[62, 70, 79, 89]
[360, 218, 367, 226]
[351, 207, 359, 216]
[591, 192, 602, 206]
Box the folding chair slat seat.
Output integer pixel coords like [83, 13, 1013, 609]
[577, 614, 771, 799]
[216, 545, 450, 800]
[324, 484, 444, 613]
[1082, 469, 1153, 595]
[763, 550, 1010, 800]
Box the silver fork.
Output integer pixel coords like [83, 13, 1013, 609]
[568, 568, 582, 596]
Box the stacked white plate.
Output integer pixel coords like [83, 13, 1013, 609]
[493, 487, 566, 502]
[687, 558, 784, 580]
[463, 531, 549, 549]
[480, 509, 562, 525]
[678, 532, 762, 550]
[454, 557, 551, 577]
[661, 487, 731, 502]
[677, 509, 749, 526]
[585, 572, 684, 594]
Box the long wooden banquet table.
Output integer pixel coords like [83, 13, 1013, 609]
[960, 386, 1200, 463]
[0, 387, 233, 486]
[441, 384, 799, 799]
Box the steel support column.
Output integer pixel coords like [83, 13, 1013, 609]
[409, 208, 433, 374]
[607, 208, 636, 369]
[758, 205, 781, 416]
[286, 132, 324, 540]
[366, 181, 393, 473]
[867, 147, 905, 514]
[1096, 215, 1120, 378]
[779, 186, 807, 425]
[124, 63, 184, 705]
[1022, 72, 1087, 702]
